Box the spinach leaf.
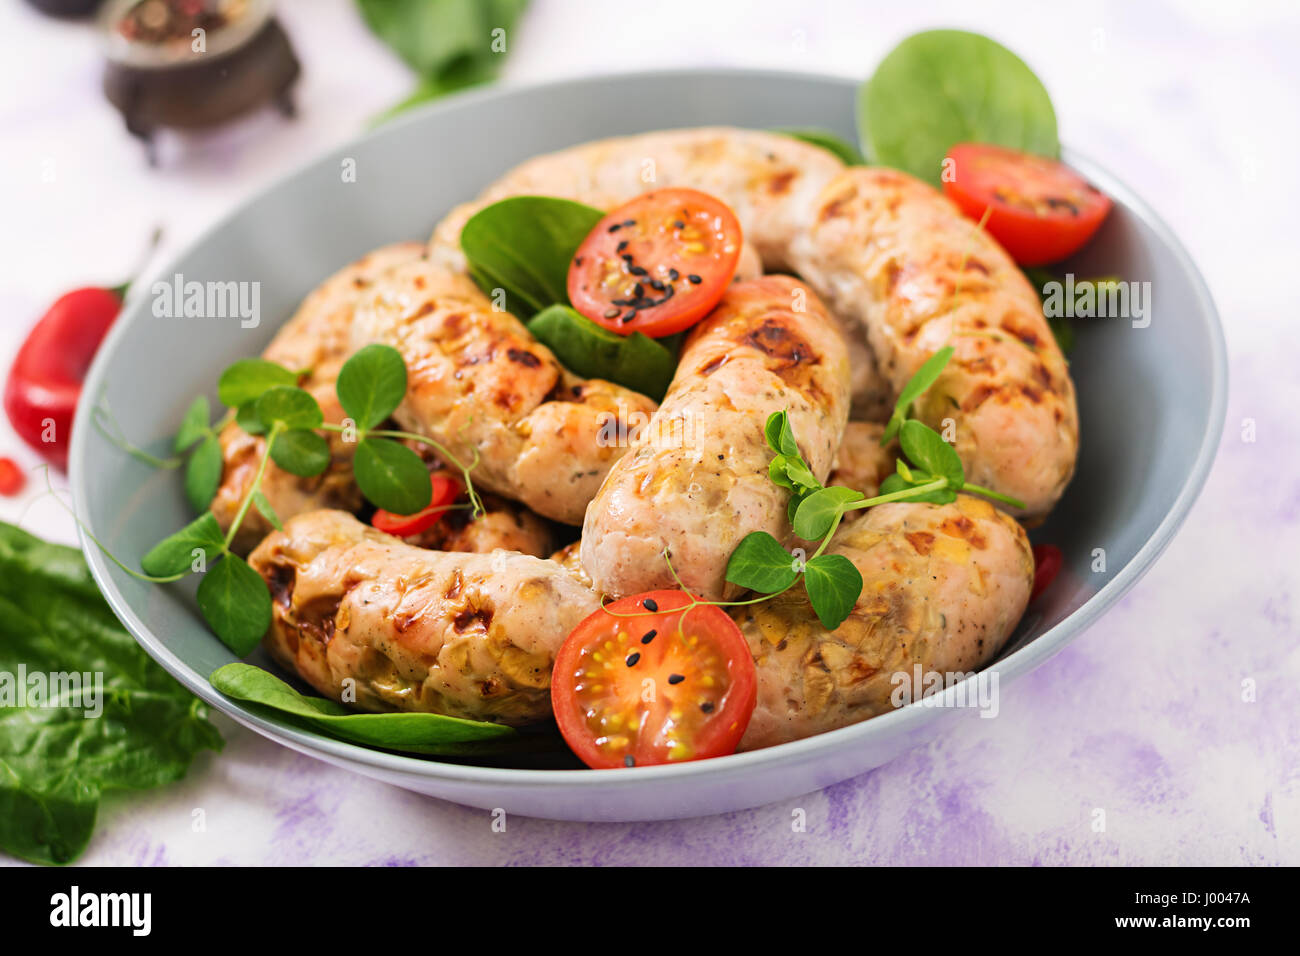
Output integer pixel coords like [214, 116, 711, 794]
[360, 0, 530, 121]
[0, 521, 222, 865]
[461, 197, 605, 318]
[775, 127, 865, 165]
[210, 663, 541, 756]
[528, 305, 678, 401]
[859, 29, 1058, 185]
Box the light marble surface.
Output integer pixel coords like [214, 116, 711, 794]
[1, 0, 1296, 865]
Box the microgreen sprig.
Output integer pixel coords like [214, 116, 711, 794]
[722, 350, 1025, 631]
[133, 343, 483, 655]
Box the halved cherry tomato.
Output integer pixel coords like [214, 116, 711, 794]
[551, 589, 757, 769]
[567, 188, 743, 338]
[943, 143, 1112, 266]
[1030, 544, 1063, 602]
[371, 472, 461, 537]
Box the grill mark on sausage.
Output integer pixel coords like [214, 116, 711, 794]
[904, 531, 935, 556]
[453, 604, 494, 633]
[767, 169, 796, 195]
[938, 515, 987, 549]
[507, 347, 542, 368]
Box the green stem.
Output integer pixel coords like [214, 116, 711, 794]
[91, 403, 183, 470]
[844, 477, 949, 512]
[34, 470, 188, 584]
[223, 422, 282, 550]
[961, 482, 1027, 510]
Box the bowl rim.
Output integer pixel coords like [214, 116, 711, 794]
[70, 66, 1229, 791]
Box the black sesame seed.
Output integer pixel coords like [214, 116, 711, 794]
[641, 629, 657, 644]
[625, 652, 640, 667]
[673, 220, 685, 229]
[622, 310, 637, 323]
[700, 701, 715, 713]
[629, 265, 648, 277]
[622, 219, 636, 227]
[604, 307, 620, 319]
[650, 279, 665, 291]
[624, 755, 636, 767]
[688, 274, 702, 284]
[621, 253, 634, 263]
[633, 283, 644, 297]
[616, 240, 628, 252]
[608, 223, 621, 233]
[668, 268, 680, 280]
[573, 256, 583, 266]
[668, 674, 684, 685]
[642, 598, 659, 611]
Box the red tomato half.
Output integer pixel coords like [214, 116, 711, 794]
[1030, 544, 1064, 602]
[371, 472, 461, 537]
[943, 143, 1113, 266]
[551, 589, 757, 769]
[567, 188, 743, 338]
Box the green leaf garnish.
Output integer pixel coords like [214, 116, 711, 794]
[792, 486, 866, 541]
[881, 346, 954, 444]
[217, 358, 297, 409]
[859, 29, 1059, 186]
[725, 532, 800, 594]
[803, 554, 863, 630]
[269, 429, 331, 478]
[196, 555, 272, 656]
[254, 385, 324, 432]
[183, 434, 223, 512]
[251, 490, 283, 532]
[174, 395, 210, 453]
[210, 663, 539, 756]
[765, 410, 800, 457]
[460, 196, 605, 318]
[141, 512, 225, 577]
[353, 437, 432, 514]
[775, 127, 866, 165]
[899, 419, 964, 486]
[528, 304, 678, 401]
[235, 402, 266, 435]
[336, 343, 408, 431]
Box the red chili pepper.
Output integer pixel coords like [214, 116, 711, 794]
[1030, 544, 1063, 602]
[0, 457, 25, 497]
[4, 285, 125, 470]
[371, 473, 462, 537]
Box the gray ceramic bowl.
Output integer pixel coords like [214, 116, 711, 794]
[71, 69, 1226, 821]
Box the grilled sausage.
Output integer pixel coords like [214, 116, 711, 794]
[349, 259, 658, 525]
[580, 276, 851, 601]
[790, 167, 1079, 516]
[733, 494, 1032, 750]
[429, 127, 892, 420]
[248, 510, 600, 725]
[434, 128, 1077, 515]
[213, 242, 425, 552]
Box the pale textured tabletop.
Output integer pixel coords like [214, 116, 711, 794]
[1, 0, 1295, 866]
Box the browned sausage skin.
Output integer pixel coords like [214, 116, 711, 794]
[249, 510, 600, 725]
[212, 242, 425, 553]
[735, 494, 1032, 750]
[350, 260, 658, 525]
[791, 167, 1079, 517]
[580, 276, 851, 601]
